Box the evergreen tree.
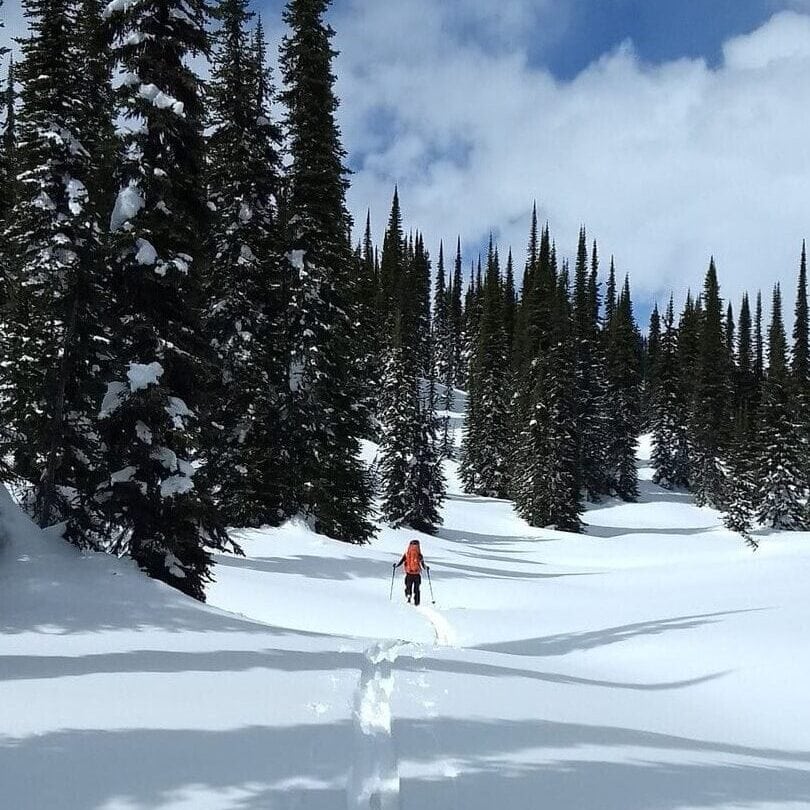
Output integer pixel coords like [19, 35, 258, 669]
[792, 242, 809, 396]
[101, 0, 233, 596]
[433, 241, 451, 384]
[202, 0, 287, 527]
[4, 0, 114, 542]
[279, 0, 373, 543]
[448, 237, 464, 392]
[690, 259, 729, 507]
[651, 296, 690, 488]
[642, 303, 661, 426]
[378, 186, 403, 345]
[502, 248, 517, 357]
[355, 210, 379, 419]
[514, 266, 581, 531]
[604, 276, 641, 500]
[379, 234, 445, 533]
[572, 227, 607, 500]
[0, 58, 16, 227]
[604, 257, 617, 326]
[460, 239, 511, 498]
[753, 285, 809, 530]
[754, 290, 764, 394]
[734, 292, 756, 439]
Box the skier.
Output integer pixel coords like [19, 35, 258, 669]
[393, 539, 429, 606]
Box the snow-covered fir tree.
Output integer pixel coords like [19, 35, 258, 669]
[651, 297, 690, 488]
[4, 0, 112, 540]
[572, 228, 608, 501]
[379, 231, 445, 533]
[460, 239, 511, 498]
[280, 0, 373, 542]
[514, 265, 581, 531]
[604, 276, 641, 500]
[101, 0, 234, 597]
[202, 0, 288, 528]
[752, 285, 809, 530]
[447, 238, 465, 395]
[689, 260, 730, 507]
[0, 58, 15, 228]
[433, 242, 452, 388]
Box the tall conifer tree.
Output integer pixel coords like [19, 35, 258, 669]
[202, 0, 286, 527]
[753, 285, 808, 529]
[102, 0, 233, 596]
[690, 259, 729, 506]
[279, 0, 373, 543]
[5, 0, 114, 542]
[792, 242, 809, 396]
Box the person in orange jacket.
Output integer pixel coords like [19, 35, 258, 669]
[393, 539, 429, 606]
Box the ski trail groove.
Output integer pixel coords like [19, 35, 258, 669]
[347, 641, 409, 809]
[417, 605, 457, 647]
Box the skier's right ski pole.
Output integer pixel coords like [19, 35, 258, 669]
[389, 566, 396, 601]
[426, 567, 435, 604]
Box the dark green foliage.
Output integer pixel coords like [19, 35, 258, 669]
[378, 220, 445, 533]
[651, 297, 689, 488]
[572, 228, 608, 501]
[752, 285, 808, 530]
[448, 238, 464, 392]
[201, 0, 287, 528]
[0, 59, 16, 228]
[689, 260, 730, 507]
[604, 276, 641, 500]
[502, 249, 517, 358]
[734, 293, 757, 440]
[792, 242, 809, 396]
[460, 239, 511, 498]
[101, 0, 233, 597]
[513, 266, 581, 531]
[280, 0, 373, 543]
[642, 303, 661, 427]
[4, 0, 113, 543]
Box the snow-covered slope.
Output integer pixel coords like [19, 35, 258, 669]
[2, 439, 810, 809]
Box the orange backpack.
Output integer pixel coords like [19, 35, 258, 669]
[404, 542, 422, 574]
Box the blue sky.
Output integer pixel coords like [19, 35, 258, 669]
[528, 0, 793, 77]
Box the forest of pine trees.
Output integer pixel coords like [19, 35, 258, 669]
[0, 0, 808, 600]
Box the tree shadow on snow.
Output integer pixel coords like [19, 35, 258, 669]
[396, 717, 810, 810]
[474, 609, 766, 658]
[5, 715, 809, 810]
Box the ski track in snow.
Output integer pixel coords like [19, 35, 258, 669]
[347, 607, 455, 808]
[416, 605, 457, 648]
[348, 641, 410, 809]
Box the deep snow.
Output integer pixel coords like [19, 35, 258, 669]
[2, 430, 810, 809]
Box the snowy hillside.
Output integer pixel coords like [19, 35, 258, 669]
[2, 436, 810, 809]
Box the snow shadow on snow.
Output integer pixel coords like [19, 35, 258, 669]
[0, 647, 367, 682]
[473, 610, 764, 659]
[395, 717, 810, 810]
[436, 526, 554, 548]
[583, 524, 718, 538]
[397, 654, 730, 692]
[214, 553, 590, 583]
[6, 717, 810, 810]
[0, 724, 352, 810]
[214, 552, 392, 582]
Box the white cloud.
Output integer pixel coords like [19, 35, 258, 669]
[333, 4, 810, 318]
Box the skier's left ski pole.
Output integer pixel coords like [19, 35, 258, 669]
[426, 566, 435, 604]
[389, 566, 396, 601]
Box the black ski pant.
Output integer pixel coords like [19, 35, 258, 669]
[405, 573, 422, 606]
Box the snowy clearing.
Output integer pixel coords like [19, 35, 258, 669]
[2, 439, 810, 809]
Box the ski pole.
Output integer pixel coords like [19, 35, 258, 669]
[389, 566, 396, 601]
[426, 566, 435, 604]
